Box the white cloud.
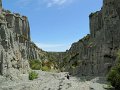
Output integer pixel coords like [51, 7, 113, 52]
[44, 0, 73, 7]
[35, 43, 71, 52]
[16, 0, 74, 8]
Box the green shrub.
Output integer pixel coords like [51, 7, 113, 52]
[6, 10, 11, 13]
[29, 60, 42, 70]
[107, 64, 120, 89]
[42, 66, 50, 71]
[29, 71, 38, 80]
[107, 50, 120, 89]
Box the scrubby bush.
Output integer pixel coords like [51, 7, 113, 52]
[29, 60, 42, 70]
[107, 64, 120, 89]
[42, 66, 50, 71]
[29, 71, 38, 80]
[29, 59, 52, 71]
[107, 50, 120, 89]
[6, 10, 11, 13]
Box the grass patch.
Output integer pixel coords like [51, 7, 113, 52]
[29, 71, 38, 80]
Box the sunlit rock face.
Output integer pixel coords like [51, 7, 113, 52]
[0, 3, 48, 79]
[59, 0, 120, 76]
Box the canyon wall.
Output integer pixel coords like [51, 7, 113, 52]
[0, 4, 48, 79]
[60, 0, 120, 76]
[1, 0, 120, 79]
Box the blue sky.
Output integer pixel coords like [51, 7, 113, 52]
[3, 0, 102, 52]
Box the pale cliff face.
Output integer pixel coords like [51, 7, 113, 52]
[0, 5, 48, 79]
[57, 0, 120, 76]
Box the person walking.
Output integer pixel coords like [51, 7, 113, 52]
[66, 73, 70, 80]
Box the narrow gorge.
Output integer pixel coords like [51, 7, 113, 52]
[0, 0, 120, 90]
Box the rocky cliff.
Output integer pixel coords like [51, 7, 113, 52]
[59, 0, 120, 76]
[1, 0, 120, 80]
[0, 1, 49, 79]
